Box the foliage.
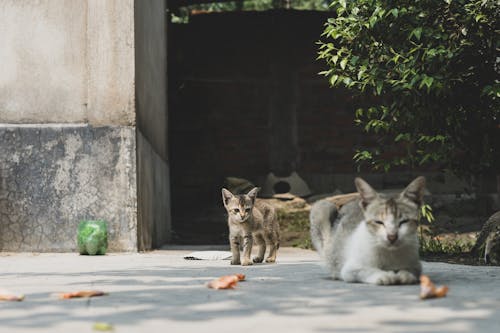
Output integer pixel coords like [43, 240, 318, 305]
[419, 233, 475, 255]
[318, 0, 499, 177]
[172, 0, 332, 23]
[420, 204, 435, 223]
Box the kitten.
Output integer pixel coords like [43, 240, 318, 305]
[222, 187, 280, 266]
[310, 177, 426, 285]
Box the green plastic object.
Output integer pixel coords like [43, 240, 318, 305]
[77, 220, 108, 255]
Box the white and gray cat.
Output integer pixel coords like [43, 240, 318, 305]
[222, 187, 280, 266]
[310, 177, 426, 285]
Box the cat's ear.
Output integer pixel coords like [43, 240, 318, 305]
[400, 176, 426, 206]
[354, 177, 378, 209]
[246, 187, 259, 203]
[221, 188, 234, 207]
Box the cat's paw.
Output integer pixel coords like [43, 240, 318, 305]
[252, 257, 264, 263]
[369, 271, 399, 285]
[396, 270, 418, 284]
[241, 259, 253, 266]
[230, 259, 241, 265]
[265, 257, 276, 263]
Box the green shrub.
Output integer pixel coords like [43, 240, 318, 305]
[318, 0, 499, 177]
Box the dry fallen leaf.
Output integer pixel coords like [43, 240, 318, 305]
[0, 290, 24, 302]
[207, 274, 246, 289]
[59, 290, 107, 299]
[420, 275, 449, 300]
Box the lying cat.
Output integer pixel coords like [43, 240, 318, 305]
[222, 187, 280, 266]
[310, 177, 426, 285]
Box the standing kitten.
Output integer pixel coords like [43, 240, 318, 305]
[222, 187, 280, 266]
[310, 177, 425, 285]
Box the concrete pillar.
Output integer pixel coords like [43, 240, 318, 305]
[0, 0, 170, 251]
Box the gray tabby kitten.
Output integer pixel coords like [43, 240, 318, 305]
[222, 187, 280, 266]
[310, 177, 426, 285]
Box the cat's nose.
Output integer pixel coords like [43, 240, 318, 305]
[387, 234, 398, 243]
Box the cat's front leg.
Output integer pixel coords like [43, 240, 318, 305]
[395, 269, 419, 284]
[341, 265, 399, 285]
[229, 235, 241, 265]
[252, 233, 266, 263]
[241, 234, 253, 266]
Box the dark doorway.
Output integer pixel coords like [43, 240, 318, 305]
[168, 10, 359, 244]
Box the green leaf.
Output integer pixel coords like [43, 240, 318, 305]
[389, 8, 399, 18]
[419, 76, 434, 90]
[410, 27, 422, 40]
[340, 58, 348, 70]
[357, 66, 366, 80]
[329, 75, 339, 86]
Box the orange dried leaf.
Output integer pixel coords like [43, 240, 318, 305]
[419, 275, 448, 300]
[434, 285, 449, 298]
[207, 274, 244, 290]
[59, 290, 107, 299]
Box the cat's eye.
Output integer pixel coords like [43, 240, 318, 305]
[232, 209, 239, 214]
[399, 219, 410, 226]
[245, 208, 251, 212]
[374, 220, 384, 225]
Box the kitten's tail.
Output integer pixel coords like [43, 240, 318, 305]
[309, 199, 338, 256]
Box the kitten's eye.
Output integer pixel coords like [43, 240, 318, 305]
[233, 209, 239, 214]
[399, 219, 410, 226]
[245, 208, 251, 212]
[374, 220, 384, 225]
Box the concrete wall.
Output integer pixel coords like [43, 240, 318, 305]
[0, 0, 147, 252]
[135, 0, 171, 250]
[0, 125, 137, 252]
[0, 0, 135, 125]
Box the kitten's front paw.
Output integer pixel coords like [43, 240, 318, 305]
[241, 259, 253, 266]
[396, 270, 418, 284]
[230, 259, 241, 265]
[253, 257, 264, 263]
[265, 257, 276, 263]
[370, 271, 399, 285]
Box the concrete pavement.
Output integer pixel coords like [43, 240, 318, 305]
[1, 248, 499, 333]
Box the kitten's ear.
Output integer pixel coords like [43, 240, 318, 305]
[246, 187, 260, 203]
[354, 177, 378, 209]
[221, 188, 234, 207]
[400, 176, 426, 206]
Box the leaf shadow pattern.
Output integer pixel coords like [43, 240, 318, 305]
[0, 254, 499, 332]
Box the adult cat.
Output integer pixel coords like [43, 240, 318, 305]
[310, 177, 426, 285]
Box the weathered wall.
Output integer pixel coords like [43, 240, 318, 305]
[0, 125, 137, 252]
[135, 0, 171, 250]
[0, 0, 141, 251]
[0, 0, 135, 125]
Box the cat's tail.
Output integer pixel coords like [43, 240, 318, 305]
[309, 199, 337, 256]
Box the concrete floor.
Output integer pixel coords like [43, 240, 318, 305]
[1, 248, 499, 333]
